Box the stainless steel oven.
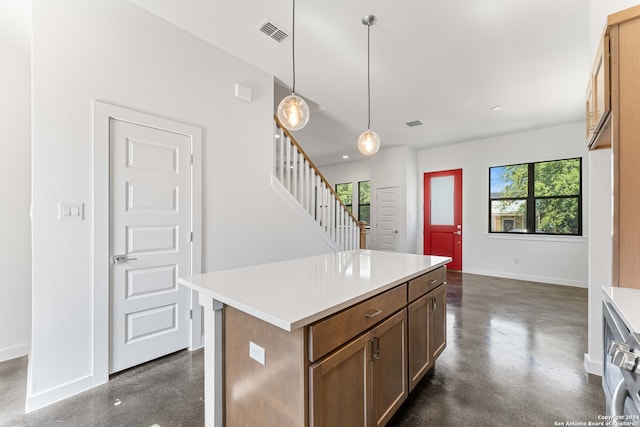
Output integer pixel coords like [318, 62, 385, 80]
[603, 301, 640, 423]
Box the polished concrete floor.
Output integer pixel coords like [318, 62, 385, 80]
[389, 272, 604, 426]
[0, 272, 603, 426]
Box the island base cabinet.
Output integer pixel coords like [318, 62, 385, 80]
[309, 333, 371, 427]
[224, 306, 307, 427]
[408, 283, 447, 392]
[372, 309, 408, 427]
[310, 309, 408, 427]
[429, 284, 447, 362]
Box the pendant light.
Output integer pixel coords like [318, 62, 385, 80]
[357, 15, 381, 156]
[277, 0, 310, 131]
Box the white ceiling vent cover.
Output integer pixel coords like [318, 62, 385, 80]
[257, 19, 290, 43]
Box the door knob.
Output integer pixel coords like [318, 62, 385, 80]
[112, 254, 138, 264]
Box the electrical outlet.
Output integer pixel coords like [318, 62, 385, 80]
[249, 341, 266, 365]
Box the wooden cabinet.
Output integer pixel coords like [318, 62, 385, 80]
[308, 285, 407, 362]
[589, 5, 640, 289]
[310, 309, 407, 427]
[309, 332, 371, 427]
[371, 310, 407, 427]
[224, 266, 447, 426]
[586, 33, 611, 149]
[408, 283, 447, 392]
[428, 284, 447, 363]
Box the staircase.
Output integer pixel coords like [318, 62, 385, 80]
[273, 117, 365, 250]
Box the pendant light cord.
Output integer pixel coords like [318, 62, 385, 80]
[367, 22, 371, 130]
[292, 0, 296, 95]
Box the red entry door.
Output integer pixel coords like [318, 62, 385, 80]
[424, 169, 462, 270]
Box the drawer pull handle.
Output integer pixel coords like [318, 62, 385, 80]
[428, 279, 437, 285]
[365, 309, 383, 319]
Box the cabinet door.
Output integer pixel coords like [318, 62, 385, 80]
[429, 284, 447, 361]
[593, 34, 611, 131]
[309, 332, 372, 427]
[407, 294, 430, 392]
[588, 33, 612, 149]
[372, 309, 408, 427]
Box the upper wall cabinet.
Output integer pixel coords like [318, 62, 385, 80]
[586, 32, 612, 149]
[591, 4, 640, 289]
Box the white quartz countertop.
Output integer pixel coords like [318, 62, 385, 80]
[179, 250, 451, 331]
[602, 286, 640, 333]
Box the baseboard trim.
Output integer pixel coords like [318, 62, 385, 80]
[0, 343, 29, 362]
[584, 353, 603, 376]
[461, 268, 588, 288]
[26, 375, 99, 413]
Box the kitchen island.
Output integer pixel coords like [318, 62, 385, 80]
[179, 250, 451, 427]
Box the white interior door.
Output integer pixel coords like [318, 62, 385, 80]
[109, 118, 192, 374]
[376, 186, 399, 252]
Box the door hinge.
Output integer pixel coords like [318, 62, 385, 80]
[189, 154, 194, 165]
[190, 232, 193, 242]
[189, 309, 193, 320]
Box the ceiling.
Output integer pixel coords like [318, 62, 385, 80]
[138, 1, 589, 165]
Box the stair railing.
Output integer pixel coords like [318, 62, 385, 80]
[273, 116, 366, 250]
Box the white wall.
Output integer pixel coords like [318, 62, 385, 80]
[417, 122, 589, 287]
[405, 148, 418, 254]
[0, 0, 31, 362]
[371, 146, 417, 254]
[29, 0, 333, 411]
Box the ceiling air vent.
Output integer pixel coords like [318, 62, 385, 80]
[257, 19, 290, 43]
[406, 120, 424, 127]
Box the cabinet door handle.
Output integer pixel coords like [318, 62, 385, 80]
[373, 336, 380, 360]
[431, 297, 437, 312]
[365, 309, 383, 319]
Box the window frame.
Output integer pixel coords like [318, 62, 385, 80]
[488, 157, 583, 236]
[358, 180, 371, 226]
[335, 182, 353, 213]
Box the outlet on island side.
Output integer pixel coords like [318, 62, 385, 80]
[249, 341, 266, 365]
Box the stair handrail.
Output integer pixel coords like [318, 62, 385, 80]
[274, 115, 366, 249]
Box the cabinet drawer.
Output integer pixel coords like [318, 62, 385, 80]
[308, 284, 407, 362]
[408, 267, 446, 303]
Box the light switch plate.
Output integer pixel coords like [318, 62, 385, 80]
[249, 341, 266, 365]
[58, 202, 84, 221]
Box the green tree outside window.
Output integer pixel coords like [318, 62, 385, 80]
[335, 183, 352, 213]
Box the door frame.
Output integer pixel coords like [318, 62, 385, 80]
[423, 169, 462, 270]
[93, 101, 202, 385]
[373, 185, 401, 252]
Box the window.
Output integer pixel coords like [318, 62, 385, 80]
[489, 158, 582, 235]
[358, 181, 371, 225]
[335, 182, 352, 213]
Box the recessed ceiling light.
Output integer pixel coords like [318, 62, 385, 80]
[342, 155, 349, 159]
[491, 106, 502, 111]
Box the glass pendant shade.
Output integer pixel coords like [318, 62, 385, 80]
[277, 94, 310, 131]
[357, 129, 381, 156]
